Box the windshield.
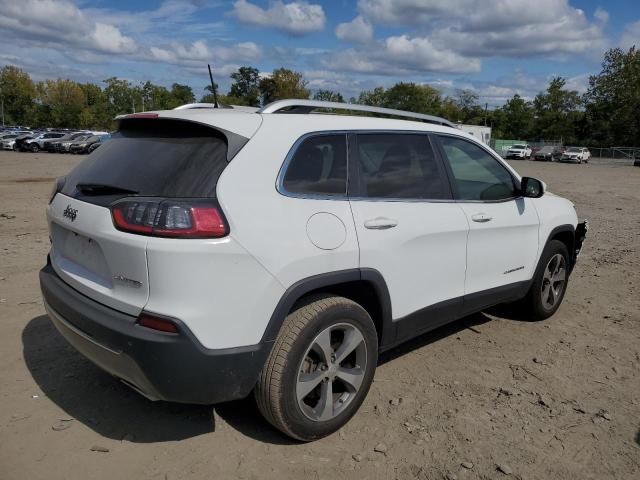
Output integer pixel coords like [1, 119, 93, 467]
[539, 146, 553, 153]
[567, 147, 581, 152]
[511, 144, 525, 149]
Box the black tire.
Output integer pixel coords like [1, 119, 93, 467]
[518, 240, 570, 320]
[29, 143, 39, 152]
[255, 295, 378, 441]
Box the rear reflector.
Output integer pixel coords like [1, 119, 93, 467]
[111, 199, 228, 238]
[137, 312, 179, 333]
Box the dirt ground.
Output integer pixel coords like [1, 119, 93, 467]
[0, 151, 638, 480]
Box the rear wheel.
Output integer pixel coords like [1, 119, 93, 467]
[255, 295, 378, 441]
[518, 240, 569, 320]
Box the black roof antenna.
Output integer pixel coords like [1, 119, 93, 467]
[207, 64, 219, 109]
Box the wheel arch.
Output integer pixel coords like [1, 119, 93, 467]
[261, 268, 394, 349]
[544, 224, 576, 270]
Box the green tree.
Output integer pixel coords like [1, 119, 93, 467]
[259, 68, 309, 105]
[229, 66, 261, 106]
[356, 86, 386, 107]
[499, 94, 533, 139]
[168, 83, 195, 109]
[313, 90, 345, 102]
[0, 66, 36, 125]
[533, 77, 582, 142]
[103, 77, 134, 115]
[384, 82, 441, 114]
[439, 96, 463, 123]
[584, 47, 640, 146]
[36, 79, 85, 128]
[455, 89, 484, 123]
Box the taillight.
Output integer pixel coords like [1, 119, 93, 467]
[137, 312, 179, 333]
[111, 199, 228, 238]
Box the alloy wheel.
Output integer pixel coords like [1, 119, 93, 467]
[296, 322, 368, 422]
[541, 253, 567, 310]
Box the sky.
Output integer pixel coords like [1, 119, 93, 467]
[1, 0, 639, 106]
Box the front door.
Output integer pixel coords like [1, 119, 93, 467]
[349, 133, 469, 342]
[434, 135, 540, 307]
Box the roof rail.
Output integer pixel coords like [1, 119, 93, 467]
[258, 99, 457, 128]
[172, 103, 259, 113]
[173, 103, 228, 110]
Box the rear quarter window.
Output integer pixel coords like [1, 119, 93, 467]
[281, 134, 347, 196]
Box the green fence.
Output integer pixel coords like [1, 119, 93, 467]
[491, 139, 526, 158]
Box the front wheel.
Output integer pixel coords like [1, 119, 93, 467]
[255, 295, 378, 441]
[29, 143, 40, 152]
[519, 240, 570, 320]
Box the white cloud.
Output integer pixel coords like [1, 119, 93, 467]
[0, 0, 137, 54]
[594, 8, 609, 25]
[231, 0, 325, 35]
[149, 40, 262, 66]
[335, 16, 374, 44]
[323, 34, 480, 75]
[621, 21, 640, 49]
[356, 0, 607, 57]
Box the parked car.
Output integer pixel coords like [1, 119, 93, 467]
[14, 133, 36, 151]
[68, 134, 110, 154]
[506, 144, 532, 159]
[23, 132, 66, 152]
[559, 147, 591, 163]
[1, 133, 20, 150]
[41, 100, 587, 441]
[534, 146, 564, 161]
[46, 132, 90, 153]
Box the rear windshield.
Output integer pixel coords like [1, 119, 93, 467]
[62, 119, 229, 199]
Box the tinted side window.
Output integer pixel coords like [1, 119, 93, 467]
[282, 135, 347, 195]
[438, 136, 516, 201]
[356, 134, 451, 199]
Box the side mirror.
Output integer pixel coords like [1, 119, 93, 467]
[521, 177, 545, 198]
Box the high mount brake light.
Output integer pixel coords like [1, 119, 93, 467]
[124, 113, 159, 119]
[111, 200, 228, 238]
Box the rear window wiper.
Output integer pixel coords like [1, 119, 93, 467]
[75, 183, 139, 196]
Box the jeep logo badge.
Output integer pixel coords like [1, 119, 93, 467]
[63, 205, 78, 222]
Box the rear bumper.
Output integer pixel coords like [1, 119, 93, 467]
[39, 263, 270, 405]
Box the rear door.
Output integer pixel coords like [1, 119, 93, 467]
[349, 133, 469, 341]
[48, 118, 236, 315]
[435, 134, 539, 302]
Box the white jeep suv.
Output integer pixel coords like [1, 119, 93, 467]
[40, 100, 587, 441]
[506, 144, 532, 159]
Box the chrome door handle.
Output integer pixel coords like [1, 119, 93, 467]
[364, 217, 398, 230]
[471, 213, 493, 223]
